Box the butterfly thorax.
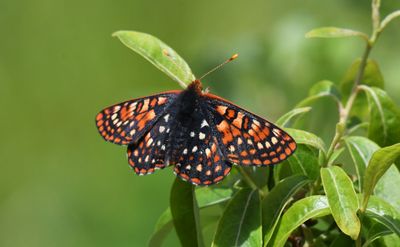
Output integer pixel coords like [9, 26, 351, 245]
[175, 80, 203, 116]
[166, 80, 206, 163]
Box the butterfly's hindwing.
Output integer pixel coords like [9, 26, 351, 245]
[169, 109, 232, 185]
[95, 91, 180, 145]
[204, 94, 297, 166]
[127, 112, 174, 175]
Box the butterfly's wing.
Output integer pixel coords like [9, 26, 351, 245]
[127, 111, 176, 175]
[170, 109, 232, 185]
[203, 94, 297, 166]
[95, 91, 180, 145]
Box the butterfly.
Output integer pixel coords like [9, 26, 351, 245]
[95, 79, 297, 185]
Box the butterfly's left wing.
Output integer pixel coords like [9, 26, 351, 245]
[203, 94, 297, 166]
[95, 91, 180, 145]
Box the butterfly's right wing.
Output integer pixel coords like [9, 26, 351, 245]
[203, 93, 296, 166]
[95, 91, 180, 145]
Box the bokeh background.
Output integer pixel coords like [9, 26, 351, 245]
[1, 0, 399, 246]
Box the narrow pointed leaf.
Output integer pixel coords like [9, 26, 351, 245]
[170, 178, 203, 247]
[212, 189, 262, 247]
[364, 195, 400, 236]
[344, 136, 379, 192]
[113, 31, 195, 87]
[262, 175, 310, 246]
[276, 107, 312, 127]
[321, 166, 360, 239]
[296, 80, 341, 107]
[305, 27, 369, 41]
[269, 196, 330, 247]
[287, 145, 319, 180]
[285, 128, 326, 153]
[363, 143, 400, 210]
[359, 86, 400, 147]
[148, 208, 174, 247]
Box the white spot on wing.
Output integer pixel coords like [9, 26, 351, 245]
[273, 128, 280, 136]
[201, 119, 209, 128]
[199, 132, 206, 140]
[164, 114, 170, 122]
[159, 126, 165, 133]
[192, 146, 198, 152]
[190, 132, 195, 137]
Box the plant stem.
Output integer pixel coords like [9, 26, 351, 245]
[325, 42, 371, 164]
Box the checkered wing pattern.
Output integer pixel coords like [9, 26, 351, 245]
[204, 94, 297, 166]
[127, 112, 174, 175]
[95, 91, 179, 145]
[171, 114, 232, 186]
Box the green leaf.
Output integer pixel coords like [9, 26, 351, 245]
[363, 143, 400, 211]
[262, 175, 310, 246]
[330, 234, 354, 247]
[212, 189, 262, 247]
[170, 178, 203, 247]
[359, 86, 400, 147]
[276, 107, 312, 127]
[364, 195, 400, 236]
[321, 166, 360, 239]
[195, 187, 234, 208]
[285, 128, 327, 153]
[363, 221, 393, 247]
[341, 59, 384, 101]
[327, 147, 345, 167]
[377, 234, 400, 247]
[305, 27, 369, 41]
[287, 145, 319, 180]
[375, 166, 400, 211]
[149, 187, 235, 247]
[380, 10, 400, 31]
[344, 136, 379, 192]
[113, 31, 195, 87]
[269, 196, 331, 247]
[148, 208, 174, 247]
[296, 80, 341, 107]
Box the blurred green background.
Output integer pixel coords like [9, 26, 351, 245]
[1, 0, 399, 246]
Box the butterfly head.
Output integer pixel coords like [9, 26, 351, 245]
[187, 79, 204, 95]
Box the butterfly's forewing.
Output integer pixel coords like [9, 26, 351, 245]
[95, 91, 180, 145]
[203, 94, 297, 166]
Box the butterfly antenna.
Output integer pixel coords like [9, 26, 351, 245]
[198, 54, 238, 81]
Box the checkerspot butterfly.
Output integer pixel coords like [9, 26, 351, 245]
[95, 79, 296, 185]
